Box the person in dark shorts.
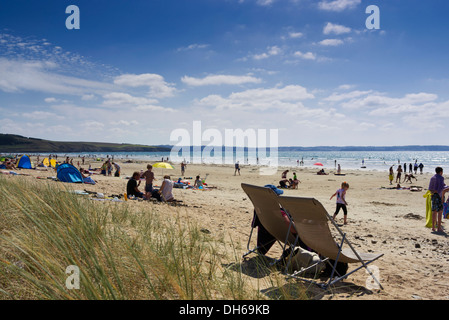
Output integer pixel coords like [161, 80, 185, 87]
[428, 167, 449, 232]
[141, 164, 155, 199]
[330, 181, 350, 225]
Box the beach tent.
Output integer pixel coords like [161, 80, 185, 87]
[17, 155, 32, 169]
[57, 163, 84, 183]
[43, 158, 50, 167]
[44, 158, 56, 168]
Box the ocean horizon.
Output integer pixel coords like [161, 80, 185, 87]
[9, 148, 449, 174]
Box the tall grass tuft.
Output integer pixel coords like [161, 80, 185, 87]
[0, 176, 263, 300]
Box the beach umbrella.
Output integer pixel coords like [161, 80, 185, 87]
[152, 162, 174, 169]
[314, 162, 324, 166]
[152, 162, 174, 176]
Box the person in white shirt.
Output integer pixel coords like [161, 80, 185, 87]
[159, 175, 175, 202]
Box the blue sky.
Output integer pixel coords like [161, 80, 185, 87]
[1, 0, 449, 147]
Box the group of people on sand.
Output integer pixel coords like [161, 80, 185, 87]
[390, 163, 424, 185]
[100, 159, 120, 177]
[278, 170, 300, 189]
[0, 159, 16, 170]
[126, 164, 175, 202]
[389, 165, 419, 185]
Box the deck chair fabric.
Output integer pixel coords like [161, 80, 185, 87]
[242, 183, 298, 246]
[241, 183, 300, 262]
[277, 196, 383, 289]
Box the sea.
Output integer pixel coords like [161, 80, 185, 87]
[21, 150, 449, 174]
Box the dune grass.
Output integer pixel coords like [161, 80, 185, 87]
[0, 175, 273, 300]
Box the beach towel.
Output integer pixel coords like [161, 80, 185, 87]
[83, 176, 96, 185]
[424, 190, 432, 228]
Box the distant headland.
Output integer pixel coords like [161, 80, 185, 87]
[1, 133, 449, 153]
[0, 134, 171, 153]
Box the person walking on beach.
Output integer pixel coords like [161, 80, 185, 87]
[389, 166, 394, 185]
[428, 167, 449, 232]
[396, 165, 403, 183]
[234, 161, 240, 176]
[181, 161, 186, 176]
[330, 182, 349, 225]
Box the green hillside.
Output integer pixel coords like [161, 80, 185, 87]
[0, 134, 170, 153]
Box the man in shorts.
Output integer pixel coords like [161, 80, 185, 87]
[428, 167, 449, 232]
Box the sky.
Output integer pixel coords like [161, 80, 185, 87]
[0, 0, 449, 147]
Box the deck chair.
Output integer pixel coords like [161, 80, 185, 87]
[277, 196, 384, 290]
[241, 183, 299, 264]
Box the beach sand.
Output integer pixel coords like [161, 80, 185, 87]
[3, 156, 449, 300]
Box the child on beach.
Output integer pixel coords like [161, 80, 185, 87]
[141, 164, 155, 199]
[330, 182, 349, 225]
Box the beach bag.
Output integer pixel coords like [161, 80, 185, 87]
[288, 247, 326, 275]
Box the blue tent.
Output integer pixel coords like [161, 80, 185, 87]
[17, 154, 32, 169]
[57, 163, 84, 183]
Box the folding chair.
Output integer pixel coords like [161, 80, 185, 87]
[277, 196, 384, 290]
[241, 183, 299, 265]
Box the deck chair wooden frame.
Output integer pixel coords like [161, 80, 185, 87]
[241, 183, 299, 265]
[277, 195, 384, 290]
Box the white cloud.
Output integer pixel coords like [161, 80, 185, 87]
[323, 22, 351, 35]
[102, 92, 175, 112]
[176, 43, 209, 52]
[252, 46, 282, 60]
[196, 84, 315, 113]
[319, 39, 344, 46]
[256, 0, 275, 6]
[318, 0, 361, 12]
[21, 111, 64, 120]
[289, 32, 304, 39]
[44, 97, 57, 103]
[324, 90, 373, 102]
[114, 73, 176, 99]
[338, 84, 356, 90]
[82, 120, 105, 129]
[81, 94, 95, 101]
[110, 120, 139, 126]
[293, 51, 316, 60]
[0, 58, 114, 95]
[181, 74, 262, 86]
[134, 105, 174, 112]
[102, 92, 159, 107]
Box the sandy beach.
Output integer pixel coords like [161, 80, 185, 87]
[3, 156, 449, 300]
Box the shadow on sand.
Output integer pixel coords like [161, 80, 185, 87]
[224, 255, 376, 300]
